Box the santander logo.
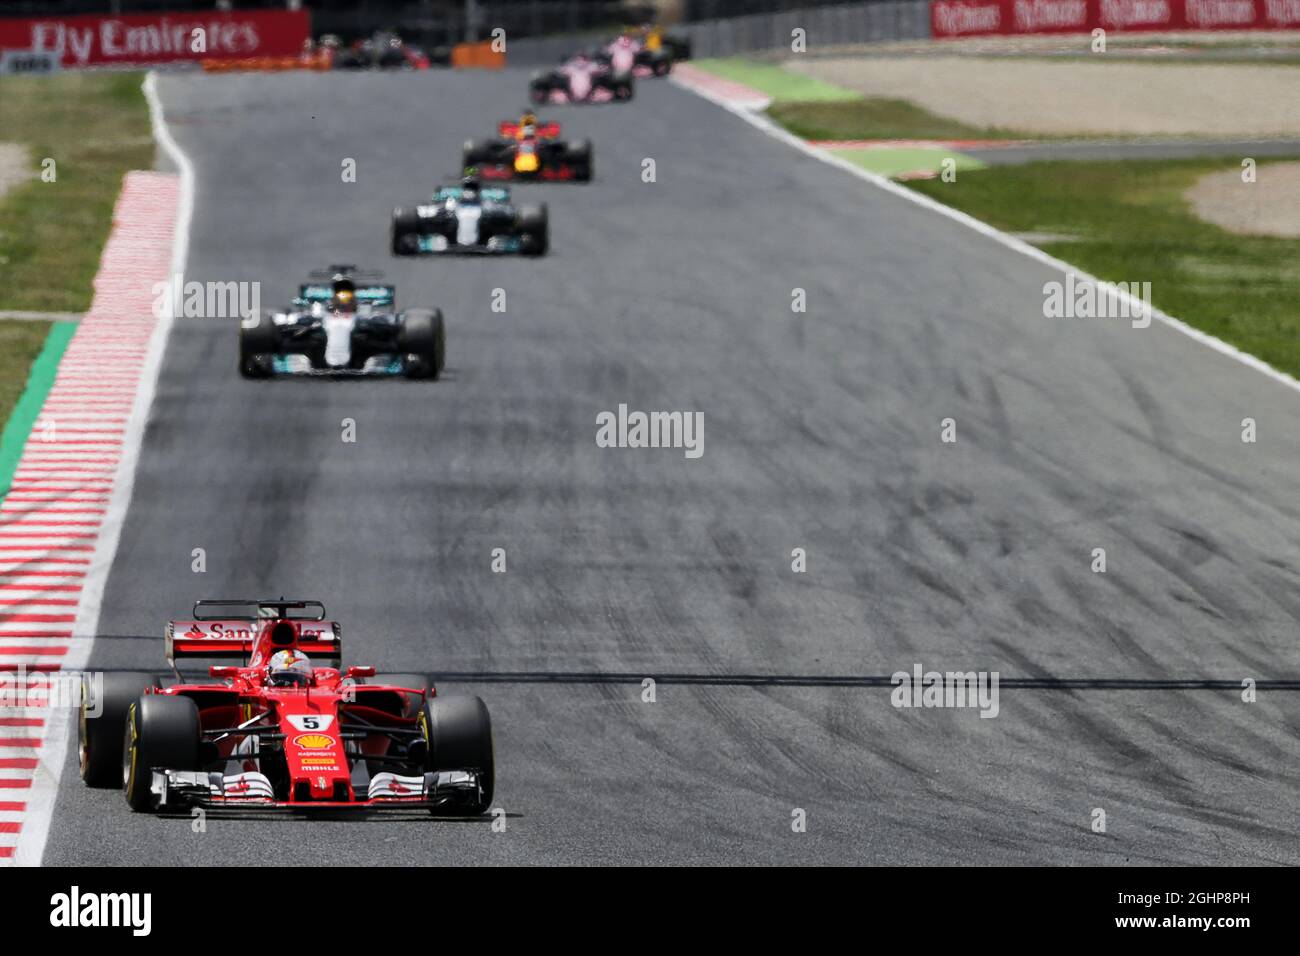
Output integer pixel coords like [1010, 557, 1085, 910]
[1099, 0, 1173, 26]
[1013, 0, 1089, 30]
[1264, 0, 1300, 23]
[1185, 0, 1257, 25]
[934, 2, 1003, 34]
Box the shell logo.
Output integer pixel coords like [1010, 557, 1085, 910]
[293, 734, 334, 749]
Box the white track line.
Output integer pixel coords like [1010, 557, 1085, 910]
[671, 73, 1300, 399]
[9, 70, 191, 867]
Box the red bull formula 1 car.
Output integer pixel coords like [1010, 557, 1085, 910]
[78, 599, 494, 815]
[463, 114, 592, 182]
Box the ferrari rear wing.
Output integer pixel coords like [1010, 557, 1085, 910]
[166, 613, 341, 666]
[193, 599, 326, 621]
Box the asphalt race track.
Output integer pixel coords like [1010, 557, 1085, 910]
[44, 69, 1299, 865]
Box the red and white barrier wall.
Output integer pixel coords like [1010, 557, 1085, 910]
[932, 0, 1300, 37]
[0, 9, 310, 68]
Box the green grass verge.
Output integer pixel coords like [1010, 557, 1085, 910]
[832, 147, 987, 178]
[907, 157, 1300, 378]
[0, 321, 76, 496]
[692, 57, 1029, 142]
[770, 98, 1023, 142]
[0, 70, 152, 313]
[692, 56, 860, 102]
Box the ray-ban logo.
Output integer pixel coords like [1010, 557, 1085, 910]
[596, 404, 704, 459]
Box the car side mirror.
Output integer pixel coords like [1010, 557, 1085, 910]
[346, 666, 375, 679]
[210, 665, 240, 679]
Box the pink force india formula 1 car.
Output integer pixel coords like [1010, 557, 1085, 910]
[529, 51, 634, 104]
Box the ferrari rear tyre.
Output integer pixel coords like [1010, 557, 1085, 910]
[422, 695, 494, 814]
[80, 672, 156, 788]
[123, 694, 201, 812]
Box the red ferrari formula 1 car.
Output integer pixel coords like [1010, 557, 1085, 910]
[463, 113, 593, 182]
[78, 599, 493, 815]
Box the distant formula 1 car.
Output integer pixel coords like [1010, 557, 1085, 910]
[463, 113, 592, 182]
[238, 265, 445, 379]
[331, 31, 429, 69]
[530, 52, 633, 104]
[78, 599, 493, 815]
[601, 34, 671, 77]
[391, 176, 548, 256]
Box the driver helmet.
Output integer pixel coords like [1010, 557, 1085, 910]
[330, 276, 356, 314]
[266, 649, 313, 687]
[460, 175, 482, 201]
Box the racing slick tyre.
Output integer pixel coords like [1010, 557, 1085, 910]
[391, 208, 422, 256]
[517, 203, 549, 256]
[652, 55, 672, 77]
[566, 140, 593, 182]
[80, 672, 157, 787]
[462, 138, 495, 169]
[238, 311, 278, 379]
[123, 694, 201, 812]
[528, 72, 551, 104]
[422, 696, 494, 814]
[399, 308, 446, 380]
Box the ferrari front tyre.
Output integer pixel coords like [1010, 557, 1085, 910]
[80, 672, 156, 788]
[391, 208, 422, 256]
[517, 203, 549, 256]
[399, 308, 446, 380]
[123, 694, 201, 812]
[422, 695, 494, 814]
[238, 312, 277, 379]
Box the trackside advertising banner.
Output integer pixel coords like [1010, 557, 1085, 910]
[931, 0, 1300, 36]
[0, 9, 310, 67]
